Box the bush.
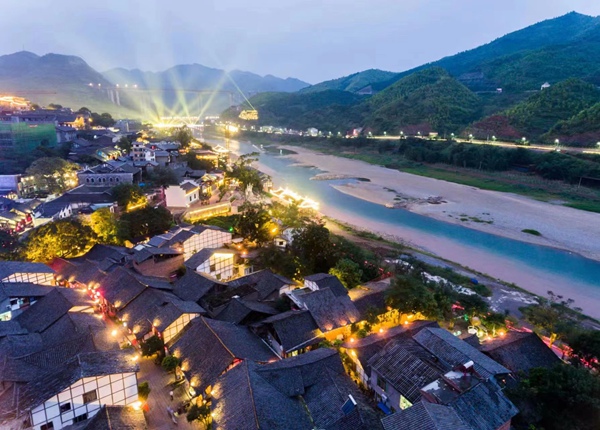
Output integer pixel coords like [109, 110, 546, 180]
[161, 355, 180, 372]
[138, 382, 150, 401]
[522, 229, 542, 236]
[140, 335, 164, 357]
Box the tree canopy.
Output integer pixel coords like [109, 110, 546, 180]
[90, 208, 122, 245]
[111, 184, 147, 211]
[24, 219, 96, 262]
[25, 157, 79, 194]
[329, 258, 362, 289]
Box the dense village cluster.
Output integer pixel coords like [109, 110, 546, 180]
[0, 213, 568, 430]
[0, 98, 598, 430]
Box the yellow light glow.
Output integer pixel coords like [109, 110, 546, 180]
[351, 351, 356, 357]
[350, 338, 355, 343]
[111, 330, 118, 336]
[131, 401, 142, 410]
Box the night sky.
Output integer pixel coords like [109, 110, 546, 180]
[3, 0, 600, 83]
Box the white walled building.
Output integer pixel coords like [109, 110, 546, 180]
[0, 351, 139, 430]
[147, 224, 233, 261]
[164, 180, 200, 208]
[185, 248, 237, 281]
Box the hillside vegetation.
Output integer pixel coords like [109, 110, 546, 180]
[300, 69, 397, 94]
[468, 79, 600, 141]
[365, 68, 481, 134]
[228, 68, 482, 134]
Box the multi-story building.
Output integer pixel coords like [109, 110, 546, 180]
[77, 162, 141, 186]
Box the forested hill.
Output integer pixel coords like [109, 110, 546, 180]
[377, 12, 600, 92]
[299, 69, 397, 94]
[468, 79, 600, 143]
[299, 12, 600, 95]
[223, 68, 481, 134]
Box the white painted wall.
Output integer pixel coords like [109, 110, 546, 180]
[30, 372, 138, 430]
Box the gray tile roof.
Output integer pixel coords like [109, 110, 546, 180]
[0, 320, 27, 338]
[212, 360, 312, 430]
[117, 288, 204, 338]
[212, 349, 382, 430]
[228, 270, 293, 301]
[98, 267, 146, 309]
[369, 338, 449, 403]
[180, 181, 199, 193]
[172, 270, 227, 303]
[168, 317, 276, 393]
[297, 288, 360, 332]
[305, 273, 348, 297]
[14, 288, 92, 333]
[254, 310, 323, 353]
[132, 246, 182, 264]
[479, 331, 560, 374]
[215, 297, 278, 325]
[413, 328, 510, 378]
[449, 379, 518, 430]
[0, 282, 55, 299]
[184, 248, 216, 269]
[381, 401, 473, 430]
[62, 405, 147, 429]
[0, 261, 54, 280]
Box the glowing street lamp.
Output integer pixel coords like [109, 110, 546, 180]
[492, 135, 497, 142]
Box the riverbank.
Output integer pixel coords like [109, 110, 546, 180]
[209, 136, 600, 318]
[277, 145, 600, 262]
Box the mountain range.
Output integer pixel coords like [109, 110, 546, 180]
[0, 52, 309, 116]
[224, 12, 600, 146]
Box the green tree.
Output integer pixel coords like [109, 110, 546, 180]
[569, 330, 600, 369]
[235, 202, 272, 245]
[183, 152, 215, 171]
[161, 355, 180, 372]
[229, 152, 263, 194]
[91, 112, 115, 128]
[386, 274, 446, 320]
[111, 184, 147, 211]
[90, 208, 122, 244]
[174, 126, 193, 149]
[291, 222, 336, 276]
[0, 230, 21, 260]
[187, 403, 212, 428]
[254, 243, 297, 279]
[147, 166, 179, 187]
[119, 206, 173, 239]
[140, 335, 164, 357]
[507, 364, 600, 430]
[116, 136, 132, 155]
[329, 258, 363, 289]
[24, 219, 96, 262]
[25, 157, 79, 194]
[138, 382, 151, 401]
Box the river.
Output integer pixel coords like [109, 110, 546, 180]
[206, 136, 600, 317]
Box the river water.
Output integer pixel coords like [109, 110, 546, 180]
[207, 136, 600, 315]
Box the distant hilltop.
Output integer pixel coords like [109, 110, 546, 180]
[0, 51, 310, 117]
[223, 12, 600, 146]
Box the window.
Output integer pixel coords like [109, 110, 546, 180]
[399, 395, 412, 410]
[59, 402, 71, 413]
[376, 376, 387, 391]
[73, 413, 88, 423]
[82, 389, 97, 404]
[41, 422, 54, 430]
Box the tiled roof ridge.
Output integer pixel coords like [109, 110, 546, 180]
[203, 318, 235, 359]
[243, 360, 261, 430]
